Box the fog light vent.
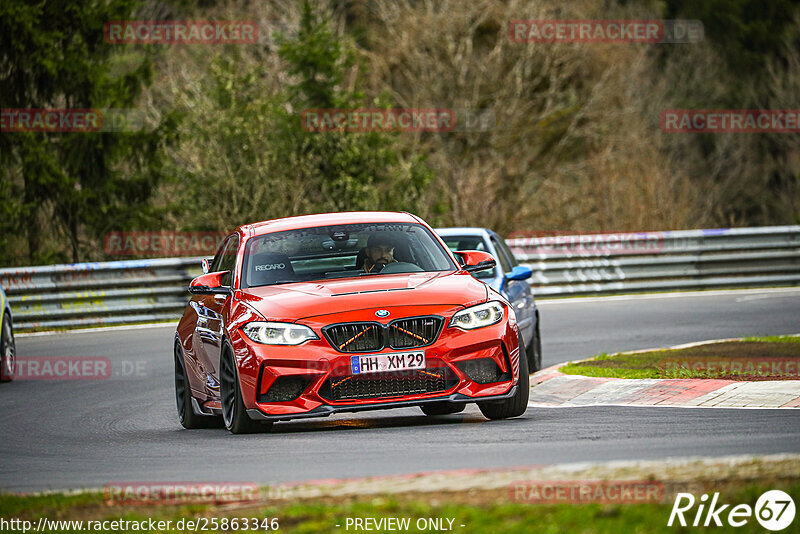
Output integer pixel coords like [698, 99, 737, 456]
[258, 376, 310, 402]
[457, 358, 509, 384]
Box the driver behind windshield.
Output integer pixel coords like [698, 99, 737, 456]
[362, 234, 398, 273]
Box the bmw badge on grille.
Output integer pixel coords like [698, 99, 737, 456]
[375, 309, 390, 318]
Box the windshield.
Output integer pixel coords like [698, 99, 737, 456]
[242, 223, 457, 288]
[439, 235, 497, 279]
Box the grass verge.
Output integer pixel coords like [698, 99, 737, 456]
[560, 335, 800, 380]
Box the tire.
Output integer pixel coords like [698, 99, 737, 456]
[420, 402, 466, 416]
[1, 312, 15, 382]
[478, 341, 529, 420]
[525, 319, 542, 373]
[220, 345, 270, 434]
[174, 343, 221, 429]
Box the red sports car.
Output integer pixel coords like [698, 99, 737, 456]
[174, 212, 528, 433]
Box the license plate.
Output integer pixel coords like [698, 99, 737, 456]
[351, 351, 426, 375]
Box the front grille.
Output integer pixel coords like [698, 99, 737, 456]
[387, 317, 443, 349]
[319, 367, 458, 401]
[323, 316, 443, 353]
[324, 322, 384, 352]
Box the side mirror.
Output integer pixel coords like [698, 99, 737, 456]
[201, 258, 212, 274]
[189, 271, 232, 295]
[506, 265, 533, 281]
[454, 250, 497, 273]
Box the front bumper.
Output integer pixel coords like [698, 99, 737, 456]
[228, 307, 521, 422]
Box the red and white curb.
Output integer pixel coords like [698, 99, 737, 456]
[529, 340, 800, 409]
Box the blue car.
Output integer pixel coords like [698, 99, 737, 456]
[435, 228, 541, 372]
[0, 285, 14, 382]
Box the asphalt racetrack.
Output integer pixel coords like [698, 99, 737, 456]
[2, 288, 799, 492]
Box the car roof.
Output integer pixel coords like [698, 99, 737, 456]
[238, 211, 422, 237]
[435, 227, 495, 238]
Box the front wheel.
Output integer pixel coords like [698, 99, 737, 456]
[220, 346, 270, 434]
[525, 320, 542, 373]
[1, 313, 15, 382]
[478, 342, 529, 420]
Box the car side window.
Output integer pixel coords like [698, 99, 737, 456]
[217, 235, 239, 287]
[490, 236, 513, 273]
[496, 237, 519, 268]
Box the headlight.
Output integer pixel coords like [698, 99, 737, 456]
[242, 321, 318, 345]
[449, 301, 504, 330]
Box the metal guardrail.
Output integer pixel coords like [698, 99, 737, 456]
[0, 258, 203, 331]
[1, 225, 798, 331]
[507, 225, 800, 297]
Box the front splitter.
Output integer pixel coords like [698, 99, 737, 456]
[246, 387, 518, 422]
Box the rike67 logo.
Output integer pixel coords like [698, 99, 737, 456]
[668, 490, 796, 531]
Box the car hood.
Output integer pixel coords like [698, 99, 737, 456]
[237, 271, 487, 322]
